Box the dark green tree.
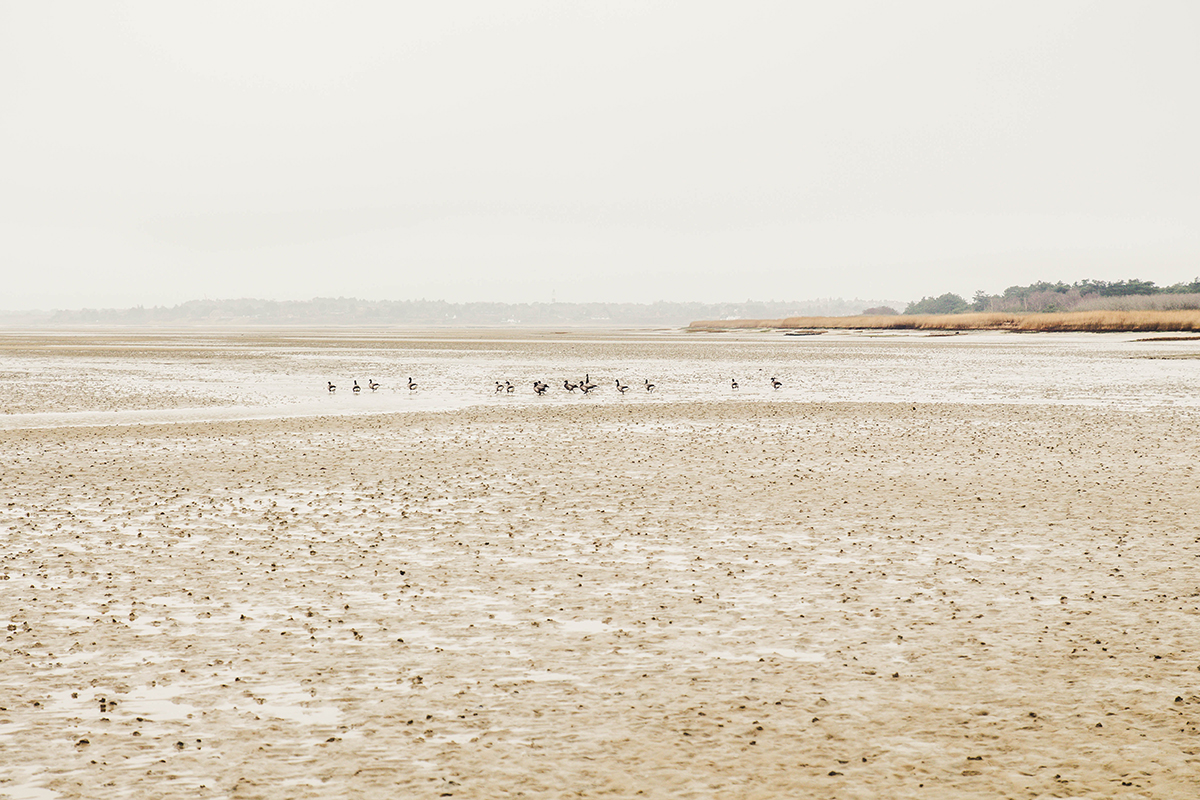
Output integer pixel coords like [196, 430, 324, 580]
[904, 293, 969, 315]
[971, 290, 995, 311]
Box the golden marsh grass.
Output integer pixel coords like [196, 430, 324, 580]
[689, 309, 1200, 333]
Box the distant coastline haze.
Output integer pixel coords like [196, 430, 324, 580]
[2, 1, 1197, 311]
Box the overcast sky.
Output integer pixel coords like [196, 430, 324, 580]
[2, 1, 1198, 310]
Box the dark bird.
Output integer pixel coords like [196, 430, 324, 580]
[327, 381, 336, 393]
[731, 378, 739, 390]
[496, 381, 506, 393]
[564, 380, 578, 392]
[644, 379, 655, 392]
[533, 381, 549, 395]
[771, 377, 782, 389]
[352, 380, 361, 394]
[615, 379, 629, 394]
[369, 379, 380, 391]
[407, 377, 417, 391]
[506, 381, 515, 393]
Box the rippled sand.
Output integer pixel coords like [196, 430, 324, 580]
[3, 398, 1199, 799]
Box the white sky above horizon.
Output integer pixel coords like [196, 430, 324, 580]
[2, 1, 1198, 310]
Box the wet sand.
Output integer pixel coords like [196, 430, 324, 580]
[2, 400, 1199, 798]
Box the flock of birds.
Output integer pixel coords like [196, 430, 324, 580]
[497, 374, 655, 396]
[326, 378, 416, 393]
[325, 374, 785, 395]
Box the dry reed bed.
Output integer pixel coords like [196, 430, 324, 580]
[690, 309, 1200, 333]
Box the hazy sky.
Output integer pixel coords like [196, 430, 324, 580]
[3, 1, 1198, 310]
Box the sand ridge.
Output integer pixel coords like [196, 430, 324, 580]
[2, 400, 1199, 798]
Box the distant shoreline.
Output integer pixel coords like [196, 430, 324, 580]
[2, 297, 903, 328]
[689, 309, 1200, 333]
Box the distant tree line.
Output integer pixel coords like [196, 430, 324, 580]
[905, 278, 1200, 315]
[45, 296, 901, 326]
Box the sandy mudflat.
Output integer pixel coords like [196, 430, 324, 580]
[2, 400, 1199, 799]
